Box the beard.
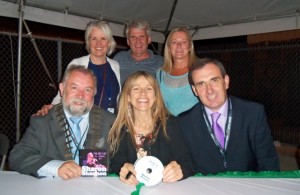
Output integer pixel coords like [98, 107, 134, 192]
[62, 96, 93, 117]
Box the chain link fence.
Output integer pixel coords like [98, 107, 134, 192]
[196, 40, 300, 145]
[1, 32, 299, 154]
[1, 32, 87, 151]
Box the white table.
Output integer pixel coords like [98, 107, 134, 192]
[0, 171, 299, 195]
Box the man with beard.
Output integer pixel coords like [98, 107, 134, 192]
[9, 65, 115, 180]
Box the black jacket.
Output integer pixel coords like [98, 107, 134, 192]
[178, 97, 280, 175]
[110, 116, 195, 179]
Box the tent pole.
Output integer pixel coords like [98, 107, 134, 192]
[16, 0, 24, 143]
[163, 0, 178, 37]
[296, 10, 299, 29]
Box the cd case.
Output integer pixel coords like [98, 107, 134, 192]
[79, 149, 109, 177]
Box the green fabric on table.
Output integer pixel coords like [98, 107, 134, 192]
[108, 173, 145, 195]
[194, 170, 300, 178]
[131, 183, 145, 195]
[108, 171, 300, 195]
[108, 173, 119, 177]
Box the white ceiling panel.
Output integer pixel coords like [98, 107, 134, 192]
[0, 0, 300, 43]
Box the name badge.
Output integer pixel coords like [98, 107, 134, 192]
[107, 108, 114, 113]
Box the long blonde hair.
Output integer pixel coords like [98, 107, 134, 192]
[162, 27, 197, 73]
[108, 71, 169, 156]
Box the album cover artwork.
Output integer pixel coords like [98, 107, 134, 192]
[79, 149, 109, 177]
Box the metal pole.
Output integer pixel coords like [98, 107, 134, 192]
[16, 0, 24, 142]
[57, 39, 62, 83]
[163, 0, 178, 37]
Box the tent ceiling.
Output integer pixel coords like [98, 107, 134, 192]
[1, 0, 300, 43]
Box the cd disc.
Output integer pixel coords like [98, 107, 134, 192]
[134, 156, 164, 187]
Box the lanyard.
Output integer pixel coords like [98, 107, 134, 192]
[202, 98, 232, 168]
[69, 122, 89, 160]
[98, 62, 108, 107]
[88, 59, 112, 108]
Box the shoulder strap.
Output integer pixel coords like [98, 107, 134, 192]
[86, 106, 103, 149]
[158, 69, 163, 83]
[54, 104, 73, 160]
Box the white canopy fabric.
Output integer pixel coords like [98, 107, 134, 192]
[1, 0, 300, 43]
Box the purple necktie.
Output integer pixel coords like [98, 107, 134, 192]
[211, 112, 225, 148]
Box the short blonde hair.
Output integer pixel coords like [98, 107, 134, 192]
[85, 21, 116, 56]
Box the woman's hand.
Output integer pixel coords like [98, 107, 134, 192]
[119, 163, 139, 185]
[162, 161, 183, 183]
[34, 104, 53, 116]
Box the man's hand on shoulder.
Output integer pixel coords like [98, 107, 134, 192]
[34, 104, 53, 116]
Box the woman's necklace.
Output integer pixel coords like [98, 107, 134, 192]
[134, 123, 154, 135]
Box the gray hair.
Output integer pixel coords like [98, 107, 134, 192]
[62, 65, 97, 95]
[125, 19, 151, 38]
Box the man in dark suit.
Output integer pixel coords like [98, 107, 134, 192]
[178, 58, 279, 175]
[9, 65, 115, 179]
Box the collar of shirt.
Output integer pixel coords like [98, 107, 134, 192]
[128, 49, 153, 62]
[204, 99, 228, 132]
[64, 110, 90, 136]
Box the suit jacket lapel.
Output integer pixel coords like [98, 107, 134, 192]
[51, 104, 73, 160]
[85, 106, 105, 149]
[50, 109, 67, 159]
[225, 97, 240, 150]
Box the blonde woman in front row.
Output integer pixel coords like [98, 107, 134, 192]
[108, 71, 194, 185]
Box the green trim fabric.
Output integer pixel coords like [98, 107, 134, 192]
[108, 171, 300, 195]
[194, 170, 300, 178]
[108, 173, 119, 177]
[131, 183, 145, 195]
[109, 170, 300, 178]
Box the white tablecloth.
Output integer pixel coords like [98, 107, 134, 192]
[0, 171, 299, 195]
